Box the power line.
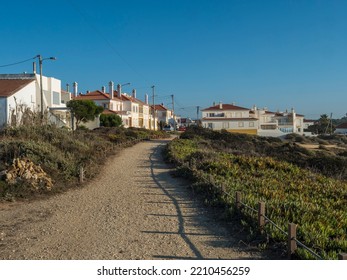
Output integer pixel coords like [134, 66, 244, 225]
[65, 0, 149, 83]
[0, 55, 38, 68]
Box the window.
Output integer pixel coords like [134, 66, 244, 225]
[53, 91, 60, 105]
[249, 122, 254, 127]
[222, 122, 229, 129]
[103, 103, 109, 109]
[238, 122, 244, 127]
[208, 123, 213, 129]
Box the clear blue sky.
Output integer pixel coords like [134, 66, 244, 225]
[1, 0, 347, 119]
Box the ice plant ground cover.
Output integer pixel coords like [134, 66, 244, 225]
[165, 127, 347, 259]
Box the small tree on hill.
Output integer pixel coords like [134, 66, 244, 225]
[66, 100, 104, 127]
[100, 114, 122, 127]
[307, 114, 335, 135]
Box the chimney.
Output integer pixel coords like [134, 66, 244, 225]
[117, 84, 121, 98]
[132, 89, 137, 99]
[145, 93, 149, 105]
[73, 82, 78, 97]
[291, 108, 297, 132]
[66, 84, 70, 93]
[33, 62, 36, 74]
[101, 86, 106, 93]
[86, 90, 90, 94]
[219, 102, 223, 109]
[109, 81, 114, 99]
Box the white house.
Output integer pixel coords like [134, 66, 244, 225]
[335, 123, 347, 135]
[0, 74, 36, 127]
[74, 82, 152, 129]
[152, 104, 175, 129]
[0, 73, 69, 128]
[201, 102, 306, 137]
[202, 102, 259, 134]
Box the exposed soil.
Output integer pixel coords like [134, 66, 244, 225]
[0, 139, 283, 260]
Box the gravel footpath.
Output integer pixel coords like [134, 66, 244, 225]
[0, 139, 279, 260]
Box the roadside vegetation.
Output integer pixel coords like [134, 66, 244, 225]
[0, 125, 167, 201]
[165, 126, 347, 259]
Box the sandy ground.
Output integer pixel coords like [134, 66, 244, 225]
[0, 139, 281, 260]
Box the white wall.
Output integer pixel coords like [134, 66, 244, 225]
[7, 81, 36, 125]
[142, 104, 150, 129]
[202, 119, 258, 130]
[0, 98, 7, 127]
[336, 128, 347, 134]
[35, 74, 63, 110]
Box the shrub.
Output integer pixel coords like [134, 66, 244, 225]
[166, 128, 347, 259]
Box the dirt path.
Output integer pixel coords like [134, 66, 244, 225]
[0, 139, 279, 260]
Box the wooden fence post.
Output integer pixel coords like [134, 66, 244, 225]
[258, 202, 266, 233]
[338, 253, 347, 260]
[288, 223, 297, 259]
[235, 191, 242, 210]
[79, 166, 84, 183]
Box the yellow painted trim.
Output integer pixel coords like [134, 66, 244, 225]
[226, 129, 257, 135]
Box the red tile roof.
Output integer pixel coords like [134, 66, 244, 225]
[120, 94, 146, 104]
[0, 79, 35, 97]
[74, 90, 122, 101]
[304, 119, 316, 123]
[336, 122, 347, 129]
[151, 104, 169, 111]
[202, 104, 250, 111]
[275, 112, 304, 117]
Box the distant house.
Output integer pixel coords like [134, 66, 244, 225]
[0, 73, 69, 128]
[0, 74, 36, 127]
[335, 123, 347, 135]
[303, 119, 316, 130]
[152, 104, 174, 129]
[73, 82, 152, 129]
[273, 109, 305, 134]
[201, 102, 259, 134]
[121, 90, 151, 129]
[201, 102, 306, 137]
[180, 117, 194, 127]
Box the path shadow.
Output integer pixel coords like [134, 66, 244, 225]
[149, 143, 204, 259]
[146, 141, 285, 260]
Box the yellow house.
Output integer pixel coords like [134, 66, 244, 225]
[201, 102, 258, 135]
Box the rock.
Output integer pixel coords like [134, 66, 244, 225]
[5, 158, 53, 191]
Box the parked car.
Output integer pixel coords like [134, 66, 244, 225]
[178, 126, 186, 132]
[163, 125, 174, 132]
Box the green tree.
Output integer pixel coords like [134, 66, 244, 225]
[66, 100, 103, 127]
[100, 114, 122, 127]
[307, 114, 335, 134]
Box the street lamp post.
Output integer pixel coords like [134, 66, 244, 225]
[151, 85, 155, 130]
[37, 55, 56, 119]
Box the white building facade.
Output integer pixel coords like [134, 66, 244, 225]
[0, 73, 69, 128]
[201, 102, 306, 137]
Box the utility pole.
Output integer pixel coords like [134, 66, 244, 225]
[196, 106, 200, 125]
[324, 113, 333, 135]
[171, 94, 176, 131]
[152, 85, 155, 130]
[330, 112, 333, 135]
[37, 55, 56, 120]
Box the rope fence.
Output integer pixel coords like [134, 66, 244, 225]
[180, 162, 346, 260]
